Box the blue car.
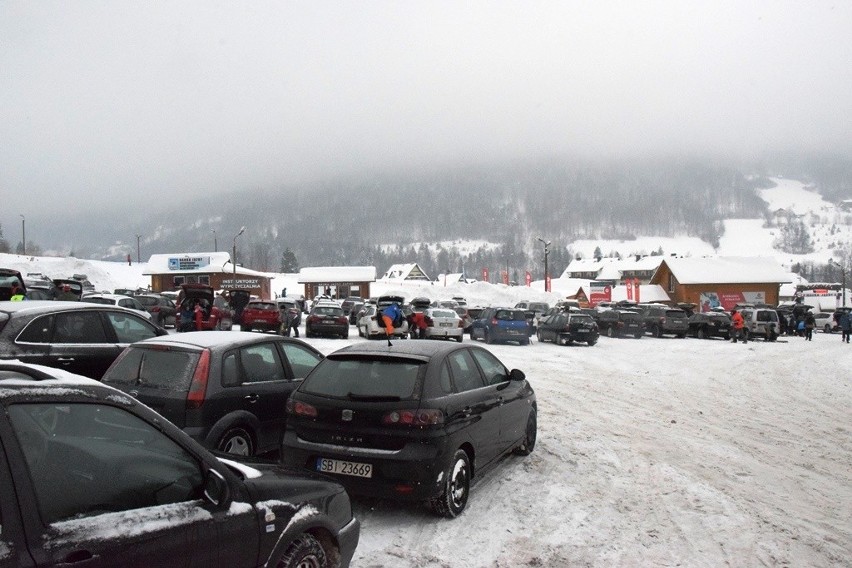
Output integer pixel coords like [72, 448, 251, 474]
[469, 307, 531, 345]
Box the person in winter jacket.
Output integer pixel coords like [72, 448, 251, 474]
[839, 311, 851, 343]
[730, 309, 746, 343]
[410, 311, 428, 339]
[381, 303, 403, 346]
[10, 285, 26, 301]
[804, 312, 816, 341]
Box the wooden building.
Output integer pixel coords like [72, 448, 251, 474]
[650, 257, 790, 312]
[144, 252, 273, 299]
[298, 266, 377, 300]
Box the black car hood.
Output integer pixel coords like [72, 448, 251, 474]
[219, 457, 347, 503]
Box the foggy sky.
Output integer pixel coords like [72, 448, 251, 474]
[2, 0, 851, 227]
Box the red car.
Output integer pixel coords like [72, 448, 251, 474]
[176, 284, 232, 331]
[240, 300, 282, 333]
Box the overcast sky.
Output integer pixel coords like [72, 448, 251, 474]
[2, 1, 851, 226]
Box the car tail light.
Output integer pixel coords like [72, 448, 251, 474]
[382, 409, 444, 427]
[152, 306, 161, 312]
[491, 318, 499, 325]
[337, 316, 347, 324]
[186, 348, 211, 409]
[307, 315, 321, 324]
[425, 316, 434, 327]
[286, 398, 318, 418]
[457, 319, 464, 328]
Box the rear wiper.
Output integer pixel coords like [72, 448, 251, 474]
[345, 392, 401, 402]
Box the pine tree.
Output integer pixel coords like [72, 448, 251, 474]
[279, 248, 300, 272]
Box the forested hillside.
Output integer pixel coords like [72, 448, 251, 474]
[39, 156, 851, 278]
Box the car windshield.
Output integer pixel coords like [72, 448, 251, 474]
[432, 309, 457, 318]
[301, 357, 424, 400]
[314, 306, 343, 316]
[529, 303, 549, 312]
[249, 302, 277, 311]
[665, 310, 685, 317]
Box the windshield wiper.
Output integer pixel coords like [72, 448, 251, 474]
[345, 392, 401, 402]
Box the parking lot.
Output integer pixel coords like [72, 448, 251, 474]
[300, 330, 851, 567]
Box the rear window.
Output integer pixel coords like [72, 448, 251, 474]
[757, 310, 778, 322]
[529, 303, 549, 312]
[83, 297, 114, 305]
[431, 309, 457, 318]
[249, 302, 277, 311]
[495, 310, 526, 321]
[300, 357, 424, 399]
[136, 297, 159, 307]
[571, 315, 594, 324]
[102, 347, 199, 390]
[665, 310, 685, 317]
[620, 311, 640, 321]
[313, 306, 344, 316]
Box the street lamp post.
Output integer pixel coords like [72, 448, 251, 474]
[536, 237, 551, 292]
[212, 229, 218, 252]
[232, 226, 245, 289]
[20, 215, 25, 255]
[135, 234, 141, 264]
[830, 259, 847, 307]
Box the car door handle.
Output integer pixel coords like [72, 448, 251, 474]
[62, 549, 94, 563]
[461, 407, 472, 417]
[244, 394, 258, 403]
[57, 357, 75, 363]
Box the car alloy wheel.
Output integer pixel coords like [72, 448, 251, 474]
[217, 426, 254, 456]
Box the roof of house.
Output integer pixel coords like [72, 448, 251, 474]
[655, 257, 791, 285]
[297, 266, 377, 283]
[563, 256, 665, 280]
[380, 263, 431, 281]
[144, 252, 271, 277]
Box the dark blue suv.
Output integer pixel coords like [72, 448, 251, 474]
[469, 307, 531, 345]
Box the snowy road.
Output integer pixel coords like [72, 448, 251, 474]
[303, 331, 851, 568]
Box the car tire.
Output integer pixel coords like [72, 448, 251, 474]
[824, 324, 832, 333]
[697, 327, 705, 339]
[514, 409, 537, 456]
[606, 326, 614, 338]
[273, 533, 328, 568]
[429, 449, 471, 518]
[587, 337, 597, 346]
[634, 332, 643, 339]
[536, 330, 542, 342]
[217, 426, 255, 456]
[521, 338, 530, 346]
[654, 326, 663, 338]
[484, 330, 493, 344]
[455, 335, 463, 343]
[243, 325, 252, 332]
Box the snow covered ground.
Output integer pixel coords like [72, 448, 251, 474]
[3, 253, 850, 566]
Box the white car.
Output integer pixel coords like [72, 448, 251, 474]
[81, 293, 153, 321]
[422, 308, 464, 342]
[813, 311, 837, 333]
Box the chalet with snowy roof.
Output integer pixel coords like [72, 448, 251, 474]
[650, 257, 790, 312]
[297, 266, 376, 300]
[380, 263, 431, 282]
[144, 252, 273, 298]
[561, 256, 664, 284]
[839, 199, 852, 212]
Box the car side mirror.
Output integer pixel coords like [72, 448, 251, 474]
[203, 468, 230, 508]
[509, 368, 526, 382]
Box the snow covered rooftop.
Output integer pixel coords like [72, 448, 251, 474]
[297, 266, 376, 283]
[658, 256, 791, 285]
[143, 252, 272, 277]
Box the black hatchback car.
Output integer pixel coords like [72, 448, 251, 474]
[688, 311, 732, 339]
[101, 331, 325, 457]
[0, 301, 167, 380]
[536, 312, 599, 345]
[0, 360, 359, 568]
[282, 341, 537, 518]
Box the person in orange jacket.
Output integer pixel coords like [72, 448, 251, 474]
[730, 309, 746, 343]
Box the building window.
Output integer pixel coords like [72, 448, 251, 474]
[199, 275, 210, 285]
[668, 274, 675, 293]
[173, 276, 185, 287]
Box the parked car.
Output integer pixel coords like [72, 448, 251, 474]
[469, 307, 531, 345]
[637, 304, 689, 338]
[102, 331, 325, 457]
[688, 311, 732, 339]
[340, 296, 364, 316]
[176, 284, 233, 331]
[240, 300, 282, 333]
[23, 277, 57, 300]
[595, 309, 644, 338]
[738, 306, 781, 341]
[348, 301, 365, 324]
[514, 301, 550, 332]
[0, 301, 168, 379]
[281, 341, 536, 518]
[357, 295, 409, 339]
[81, 292, 152, 320]
[134, 293, 178, 327]
[813, 311, 839, 333]
[0, 269, 26, 301]
[0, 360, 359, 567]
[306, 304, 349, 338]
[464, 306, 486, 330]
[53, 278, 84, 301]
[537, 312, 599, 345]
[228, 288, 252, 324]
[422, 307, 465, 342]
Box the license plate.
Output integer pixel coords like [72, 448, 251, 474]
[316, 458, 373, 478]
[323, 318, 335, 323]
[507, 329, 521, 334]
[440, 322, 453, 327]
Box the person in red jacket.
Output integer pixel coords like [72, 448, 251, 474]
[410, 311, 428, 339]
[730, 309, 746, 343]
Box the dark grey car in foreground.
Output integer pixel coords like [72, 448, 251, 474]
[282, 341, 536, 518]
[0, 360, 359, 568]
[102, 331, 324, 457]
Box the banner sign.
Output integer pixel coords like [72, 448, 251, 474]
[589, 281, 611, 306]
[626, 280, 633, 301]
[633, 278, 641, 303]
[546, 275, 552, 292]
[221, 278, 261, 288]
[168, 256, 211, 271]
[525, 271, 532, 287]
[482, 268, 489, 282]
[502, 271, 509, 285]
[699, 291, 766, 312]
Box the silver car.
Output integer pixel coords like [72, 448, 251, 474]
[423, 308, 464, 342]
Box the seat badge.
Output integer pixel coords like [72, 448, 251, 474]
[342, 409, 354, 421]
